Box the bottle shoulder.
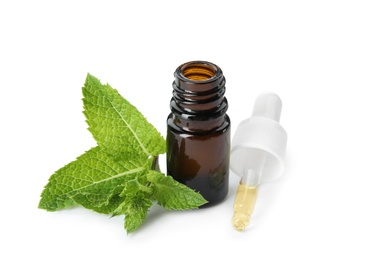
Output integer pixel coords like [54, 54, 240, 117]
[167, 113, 230, 135]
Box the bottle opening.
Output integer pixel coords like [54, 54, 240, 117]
[181, 62, 217, 81]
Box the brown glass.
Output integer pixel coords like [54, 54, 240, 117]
[166, 61, 231, 207]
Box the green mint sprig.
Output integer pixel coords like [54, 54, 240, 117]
[38, 73, 207, 233]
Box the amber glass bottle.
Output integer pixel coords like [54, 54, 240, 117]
[166, 61, 231, 207]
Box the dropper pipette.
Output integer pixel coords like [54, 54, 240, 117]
[230, 92, 287, 231]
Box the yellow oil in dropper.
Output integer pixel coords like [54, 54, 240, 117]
[231, 158, 264, 231]
[232, 183, 258, 231]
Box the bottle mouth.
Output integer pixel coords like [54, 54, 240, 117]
[178, 61, 219, 82]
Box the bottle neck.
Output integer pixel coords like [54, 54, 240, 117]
[170, 61, 228, 132]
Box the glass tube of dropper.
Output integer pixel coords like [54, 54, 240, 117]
[232, 153, 266, 231]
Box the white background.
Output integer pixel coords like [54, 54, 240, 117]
[1, 0, 385, 259]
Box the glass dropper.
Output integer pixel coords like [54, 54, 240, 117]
[230, 92, 287, 231]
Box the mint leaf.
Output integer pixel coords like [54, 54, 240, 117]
[119, 176, 152, 197]
[80, 194, 126, 215]
[39, 73, 208, 234]
[147, 171, 208, 210]
[38, 146, 147, 212]
[82, 74, 166, 158]
[123, 194, 153, 233]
